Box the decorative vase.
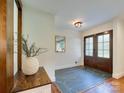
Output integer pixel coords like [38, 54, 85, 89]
[22, 57, 39, 75]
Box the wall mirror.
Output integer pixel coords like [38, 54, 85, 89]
[55, 35, 66, 53]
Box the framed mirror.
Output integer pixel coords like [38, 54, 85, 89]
[55, 35, 66, 53]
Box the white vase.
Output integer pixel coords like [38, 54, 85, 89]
[22, 57, 39, 75]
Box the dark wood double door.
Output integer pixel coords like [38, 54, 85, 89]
[84, 30, 113, 73]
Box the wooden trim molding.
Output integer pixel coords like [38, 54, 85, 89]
[0, 0, 14, 92]
[15, 0, 22, 71]
[0, 0, 7, 92]
[17, 7, 22, 71]
[15, 0, 22, 10]
[6, 0, 14, 92]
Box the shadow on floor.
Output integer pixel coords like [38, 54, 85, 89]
[55, 66, 111, 93]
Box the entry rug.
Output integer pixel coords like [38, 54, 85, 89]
[55, 66, 111, 93]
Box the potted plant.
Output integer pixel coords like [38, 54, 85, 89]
[22, 36, 48, 75]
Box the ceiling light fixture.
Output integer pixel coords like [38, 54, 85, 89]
[73, 21, 83, 28]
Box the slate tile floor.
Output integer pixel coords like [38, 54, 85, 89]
[55, 66, 111, 93]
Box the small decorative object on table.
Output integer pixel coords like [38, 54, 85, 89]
[22, 35, 48, 75]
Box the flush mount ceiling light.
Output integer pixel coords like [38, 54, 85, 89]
[73, 21, 83, 28]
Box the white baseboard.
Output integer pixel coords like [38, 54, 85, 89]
[112, 72, 124, 79]
[55, 64, 82, 70]
[50, 76, 56, 82]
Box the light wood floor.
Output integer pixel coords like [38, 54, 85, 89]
[54, 77, 124, 93]
[84, 77, 124, 93]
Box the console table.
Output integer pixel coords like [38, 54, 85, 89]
[12, 67, 60, 93]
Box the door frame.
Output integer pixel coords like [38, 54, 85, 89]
[15, 0, 22, 71]
[0, 0, 22, 92]
[0, 0, 14, 92]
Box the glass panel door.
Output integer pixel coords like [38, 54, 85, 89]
[84, 30, 113, 73]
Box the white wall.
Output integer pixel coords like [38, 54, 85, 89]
[81, 19, 124, 79]
[55, 30, 82, 70]
[113, 17, 124, 78]
[23, 6, 56, 81]
[22, 6, 81, 81]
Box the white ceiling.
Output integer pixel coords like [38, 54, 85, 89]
[22, 0, 124, 31]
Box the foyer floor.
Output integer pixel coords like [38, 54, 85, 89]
[55, 66, 111, 93]
[84, 77, 124, 93]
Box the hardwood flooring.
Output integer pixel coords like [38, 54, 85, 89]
[52, 83, 61, 93]
[54, 77, 124, 93]
[84, 77, 124, 93]
[55, 66, 124, 93]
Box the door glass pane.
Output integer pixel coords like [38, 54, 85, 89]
[86, 43, 89, 49]
[104, 34, 110, 42]
[89, 43, 93, 49]
[86, 50, 89, 56]
[98, 35, 103, 43]
[89, 50, 93, 56]
[104, 50, 110, 58]
[104, 42, 109, 50]
[85, 37, 93, 56]
[86, 38, 89, 44]
[97, 33, 110, 58]
[98, 43, 103, 50]
[89, 37, 93, 43]
[98, 50, 103, 57]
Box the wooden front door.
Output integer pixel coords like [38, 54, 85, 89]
[84, 30, 113, 73]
